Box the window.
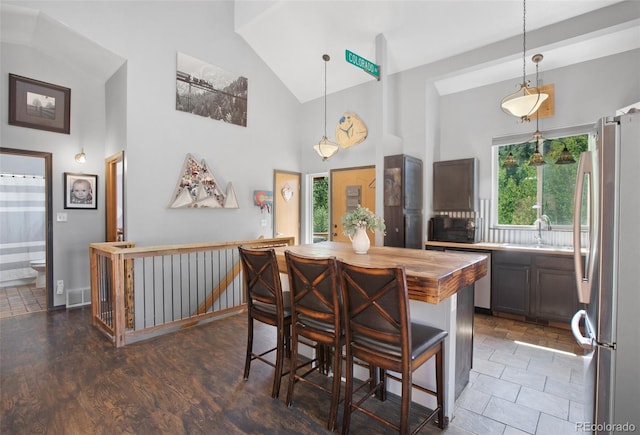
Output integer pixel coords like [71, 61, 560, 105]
[494, 131, 589, 227]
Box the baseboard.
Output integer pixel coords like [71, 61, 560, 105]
[474, 307, 492, 316]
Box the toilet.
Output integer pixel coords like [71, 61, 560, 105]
[30, 260, 46, 288]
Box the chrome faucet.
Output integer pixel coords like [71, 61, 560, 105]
[533, 214, 552, 244]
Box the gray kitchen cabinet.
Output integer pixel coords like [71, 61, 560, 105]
[492, 251, 579, 324]
[384, 154, 423, 249]
[533, 255, 580, 324]
[492, 251, 531, 316]
[433, 158, 478, 212]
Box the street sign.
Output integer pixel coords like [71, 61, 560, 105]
[345, 50, 380, 80]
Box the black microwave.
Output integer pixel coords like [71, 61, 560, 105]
[429, 216, 480, 243]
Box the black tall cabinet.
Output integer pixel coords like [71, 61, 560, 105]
[383, 154, 423, 249]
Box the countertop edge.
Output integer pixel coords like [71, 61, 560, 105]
[424, 240, 579, 256]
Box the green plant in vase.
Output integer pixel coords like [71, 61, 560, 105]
[341, 205, 385, 254]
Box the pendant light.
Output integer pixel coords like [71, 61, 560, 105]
[501, 0, 548, 121]
[313, 54, 339, 161]
[503, 53, 574, 167]
[503, 152, 518, 168]
[528, 55, 545, 166]
[555, 145, 576, 164]
[527, 128, 546, 166]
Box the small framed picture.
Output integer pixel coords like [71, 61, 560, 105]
[64, 173, 97, 209]
[8, 74, 71, 134]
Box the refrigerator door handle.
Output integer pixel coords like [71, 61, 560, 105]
[571, 309, 595, 350]
[573, 150, 597, 304]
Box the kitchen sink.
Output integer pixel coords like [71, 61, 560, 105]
[499, 243, 574, 252]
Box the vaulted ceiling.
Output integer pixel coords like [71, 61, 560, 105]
[2, 1, 639, 103]
[235, 0, 640, 102]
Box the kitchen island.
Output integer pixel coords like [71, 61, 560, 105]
[273, 241, 488, 421]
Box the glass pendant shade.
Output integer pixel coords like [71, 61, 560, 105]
[501, 85, 548, 120]
[555, 145, 576, 164]
[528, 149, 546, 166]
[314, 136, 339, 161]
[528, 137, 546, 166]
[503, 152, 518, 168]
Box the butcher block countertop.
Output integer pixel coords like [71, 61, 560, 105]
[424, 240, 579, 256]
[273, 241, 487, 305]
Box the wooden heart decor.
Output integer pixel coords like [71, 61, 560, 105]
[281, 185, 294, 202]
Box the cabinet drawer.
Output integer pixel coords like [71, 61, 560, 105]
[493, 251, 531, 266]
[535, 255, 573, 270]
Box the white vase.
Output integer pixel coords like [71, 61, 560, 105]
[349, 226, 370, 254]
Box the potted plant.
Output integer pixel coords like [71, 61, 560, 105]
[341, 205, 385, 254]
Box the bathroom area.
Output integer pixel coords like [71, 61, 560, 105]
[0, 152, 48, 316]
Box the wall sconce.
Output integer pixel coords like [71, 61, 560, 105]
[75, 148, 86, 163]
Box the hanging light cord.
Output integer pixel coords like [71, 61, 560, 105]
[521, 0, 527, 85]
[323, 54, 329, 137]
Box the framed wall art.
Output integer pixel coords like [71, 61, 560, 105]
[64, 173, 97, 209]
[8, 74, 71, 134]
[176, 52, 248, 127]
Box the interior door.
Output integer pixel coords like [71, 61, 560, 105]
[105, 151, 124, 242]
[273, 170, 300, 244]
[330, 166, 376, 243]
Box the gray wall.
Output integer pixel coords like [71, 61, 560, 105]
[1, 1, 301, 306]
[299, 48, 639, 223]
[1, 41, 107, 306]
[439, 49, 640, 202]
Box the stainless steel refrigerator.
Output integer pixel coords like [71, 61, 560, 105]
[571, 112, 640, 434]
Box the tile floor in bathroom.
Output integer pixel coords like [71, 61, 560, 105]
[0, 283, 46, 318]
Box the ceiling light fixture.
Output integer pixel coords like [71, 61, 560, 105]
[75, 148, 86, 164]
[555, 145, 576, 164]
[313, 54, 339, 161]
[501, 0, 548, 121]
[502, 152, 518, 168]
[527, 128, 546, 166]
[528, 56, 546, 166]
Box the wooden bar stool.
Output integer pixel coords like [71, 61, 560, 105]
[238, 246, 291, 399]
[338, 261, 448, 434]
[284, 251, 343, 431]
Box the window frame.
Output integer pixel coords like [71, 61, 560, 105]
[491, 123, 593, 230]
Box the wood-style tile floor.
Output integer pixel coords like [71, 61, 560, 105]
[0, 308, 586, 434]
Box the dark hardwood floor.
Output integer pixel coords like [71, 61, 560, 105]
[0, 308, 446, 434]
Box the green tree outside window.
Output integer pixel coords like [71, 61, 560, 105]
[497, 134, 588, 226]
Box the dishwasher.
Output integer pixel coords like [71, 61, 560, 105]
[445, 249, 491, 311]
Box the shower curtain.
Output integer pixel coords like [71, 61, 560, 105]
[0, 174, 46, 287]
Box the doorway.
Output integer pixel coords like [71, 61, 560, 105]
[0, 147, 53, 312]
[330, 166, 376, 243]
[273, 170, 300, 244]
[309, 173, 329, 244]
[105, 151, 124, 242]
